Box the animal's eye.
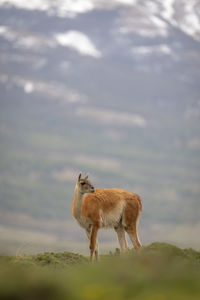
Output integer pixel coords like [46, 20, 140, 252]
[81, 182, 86, 185]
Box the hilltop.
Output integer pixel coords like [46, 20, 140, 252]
[1, 242, 200, 300]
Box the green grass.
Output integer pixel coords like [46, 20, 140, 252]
[15, 251, 88, 267]
[0, 242, 200, 300]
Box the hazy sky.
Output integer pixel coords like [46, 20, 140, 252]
[0, 0, 200, 254]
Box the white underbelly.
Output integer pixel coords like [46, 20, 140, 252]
[100, 201, 125, 228]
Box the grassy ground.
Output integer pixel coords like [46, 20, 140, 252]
[0, 242, 200, 300]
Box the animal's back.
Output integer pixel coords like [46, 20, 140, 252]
[95, 188, 142, 210]
[82, 188, 142, 228]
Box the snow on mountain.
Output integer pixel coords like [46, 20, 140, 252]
[0, 0, 200, 41]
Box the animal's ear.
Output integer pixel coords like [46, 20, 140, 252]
[78, 172, 82, 182]
[84, 174, 89, 180]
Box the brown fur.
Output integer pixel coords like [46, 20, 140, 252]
[82, 188, 142, 223]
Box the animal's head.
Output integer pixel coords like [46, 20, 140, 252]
[77, 173, 95, 194]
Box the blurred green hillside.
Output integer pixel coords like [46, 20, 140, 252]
[1, 243, 200, 300]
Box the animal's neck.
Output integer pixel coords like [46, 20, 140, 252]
[72, 185, 84, 219]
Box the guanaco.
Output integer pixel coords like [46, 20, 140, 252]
[72, 173, 142, 261]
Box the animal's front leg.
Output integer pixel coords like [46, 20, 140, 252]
[94, 241, 99, 261]
[89, 225, 99, 262]
[86, 227, 99, 261]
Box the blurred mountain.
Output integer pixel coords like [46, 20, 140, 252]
[0, 0, 200, 253]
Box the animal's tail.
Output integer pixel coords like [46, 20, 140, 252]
[137, 195, 142, 212]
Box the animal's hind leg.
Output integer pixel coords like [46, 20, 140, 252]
[114, 225, 129, 253]
[123, 200, 142, 250]
[125, 222, 142, 249]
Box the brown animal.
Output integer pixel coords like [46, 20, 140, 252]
[72, 173, 142, 261]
